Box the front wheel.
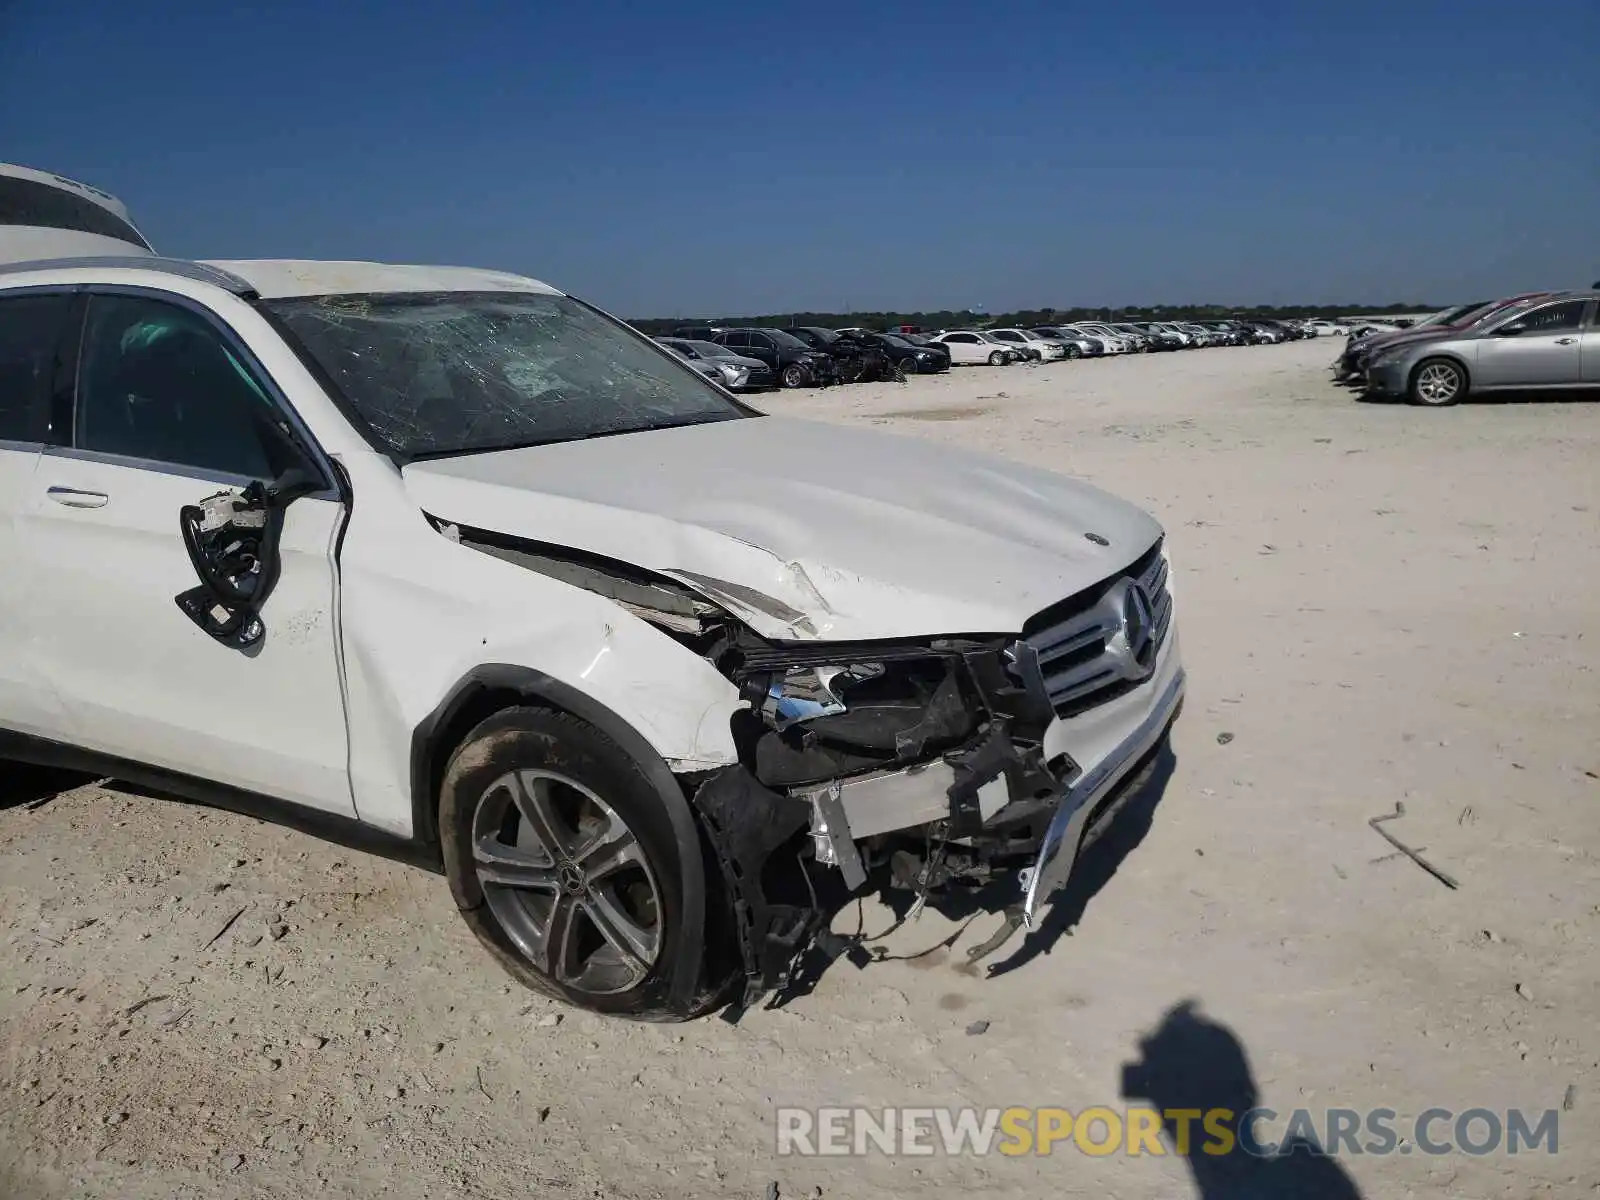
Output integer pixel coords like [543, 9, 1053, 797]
[900, 356, 918, 375]
[1409, 358, 1467, 407]
[988, 350, 1006, 366]
[1064, 345, 1081, 360]
[438, 707, 730, 1019]
[781, 363, 809, 389]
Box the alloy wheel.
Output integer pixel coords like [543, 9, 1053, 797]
[471, 769, 663, 995]
[1414, 362, 1462, 406]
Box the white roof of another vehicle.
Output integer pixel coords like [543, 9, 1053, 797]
[0, 162, 136, 221]
[204, 260, 563, 299]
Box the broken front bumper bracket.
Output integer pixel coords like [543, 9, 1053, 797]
[798, 666, 1186, 929]
[1020, 667, 1185, 927]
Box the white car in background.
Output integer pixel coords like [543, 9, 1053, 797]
[0, 255, 1184, 1020]
[1308, 320, 1347, 337]
[984, 328, 1067, 362]
[1076, 323, 1136, 353]
[1057, 324, 1124, 355]
[929, 330, 1014, 365]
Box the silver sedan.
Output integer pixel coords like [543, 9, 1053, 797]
[1364, 292, 1600, 406]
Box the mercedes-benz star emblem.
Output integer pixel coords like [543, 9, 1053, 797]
[1122, 583, 1154, 669]
[1102, 579, 1157, 683]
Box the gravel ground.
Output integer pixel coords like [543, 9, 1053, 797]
[3, 338, 1597, 1199]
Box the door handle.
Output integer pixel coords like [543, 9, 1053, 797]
[1555, 337, 1577, 345]
[46, 486, 109, 509]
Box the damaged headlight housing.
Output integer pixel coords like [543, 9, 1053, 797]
[733, 649, 987, 788]
[747, 663, 885, 730]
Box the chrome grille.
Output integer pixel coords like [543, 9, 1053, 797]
[1022, 542, 1172, 717]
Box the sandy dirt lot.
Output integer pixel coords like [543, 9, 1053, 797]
[3, 338, 1597, 1199]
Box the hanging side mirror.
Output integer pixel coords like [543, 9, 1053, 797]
[173, 467, 320, 649]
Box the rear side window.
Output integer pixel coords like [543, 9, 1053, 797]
[0, 292, 69, 442]
[75, 295, 292, 478]
[0, 175, 150, 250]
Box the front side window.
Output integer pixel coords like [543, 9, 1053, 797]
[76, 295, 297, 478]
[992, 331, 1021, 342]
[1509, 300, 1586, 333]
[0, 292, 69, 442]
[268, 292, 749, 460]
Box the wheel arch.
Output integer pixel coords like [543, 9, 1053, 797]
[411, 663, 709, 1010]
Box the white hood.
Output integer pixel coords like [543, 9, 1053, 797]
[401, 416, 1162, 641]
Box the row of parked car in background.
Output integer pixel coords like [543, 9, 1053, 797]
[1334, 291, 1600, 406]
[655, 316, 1342, 389]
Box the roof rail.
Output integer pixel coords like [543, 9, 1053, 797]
[0, 255, 257, 295]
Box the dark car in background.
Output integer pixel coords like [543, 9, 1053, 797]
[782, 326, 896, 382]
[860, 330, 952, 374]
[691, 326, 836, 388]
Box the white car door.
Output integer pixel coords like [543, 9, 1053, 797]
[0, 290, 73, 739]
[938, 333, 983, 364]
[19, 290, 355, 815]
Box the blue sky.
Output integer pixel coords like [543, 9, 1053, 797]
[2, 0, 1593, 315]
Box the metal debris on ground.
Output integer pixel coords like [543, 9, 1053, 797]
[965, 1019, 990, 1036]
[1367, 803, 1459, 890]
[964, 908, 1024, 964]
[1563, 1084, 1577, 1112]
[1216, 731, 1235, 745]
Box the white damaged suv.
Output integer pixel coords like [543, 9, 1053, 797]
[0, 257, 1184, 1018]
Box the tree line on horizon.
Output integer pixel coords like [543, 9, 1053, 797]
[629, 301, 1432, 335]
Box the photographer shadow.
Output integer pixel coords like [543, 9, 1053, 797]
[1121, 999, 1364, 1199]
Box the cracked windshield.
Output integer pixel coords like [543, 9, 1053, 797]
[268, 291, 748, 459]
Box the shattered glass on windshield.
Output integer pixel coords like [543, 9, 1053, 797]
[265, 291, 749, 460]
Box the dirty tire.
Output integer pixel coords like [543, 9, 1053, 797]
[1408, 357, 1467, 407]
[781, 363, 808, 389]
[899, 356, 918, 375]
[988, 350, 1006, 366]
[438, 706, 724, 1020]
[1065, 344, 1081, 360]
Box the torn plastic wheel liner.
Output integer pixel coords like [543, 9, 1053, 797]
[690, 767, 823, 1011]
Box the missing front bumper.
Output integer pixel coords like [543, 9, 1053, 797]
[797, 665, 1186, 928]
